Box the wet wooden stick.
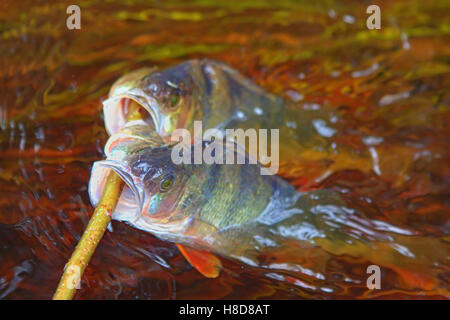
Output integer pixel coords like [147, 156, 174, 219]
[53, 101, 142, 300]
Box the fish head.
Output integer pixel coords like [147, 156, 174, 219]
[89, 144, 197, 237]
[104, 61, 204, 140]
[129, 146, 194, 225]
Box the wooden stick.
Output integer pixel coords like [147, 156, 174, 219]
[53, 101, 142, 300]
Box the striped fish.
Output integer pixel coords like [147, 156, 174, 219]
[102, 59, 373, 184]
[89, 125, 447, 291]
[90, 124, 298, 277]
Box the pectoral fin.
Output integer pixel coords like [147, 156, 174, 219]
[176, 244, 222, 278]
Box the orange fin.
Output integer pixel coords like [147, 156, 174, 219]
[176, 244, 222, 278]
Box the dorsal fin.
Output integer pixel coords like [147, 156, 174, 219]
[176, 244, 222, 278]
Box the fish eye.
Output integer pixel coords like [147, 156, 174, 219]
[169, 92, 180, 108]
[160, 174, 174, 192]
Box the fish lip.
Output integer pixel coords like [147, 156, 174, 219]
[90, 160, 144, 219]
[103, 92, 162, 136]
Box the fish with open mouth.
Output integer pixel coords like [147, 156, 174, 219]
[102, 59, 376, 184]
[89, 124, 448, 292]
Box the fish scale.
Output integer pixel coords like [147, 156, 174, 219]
[198, 160, 271, 230]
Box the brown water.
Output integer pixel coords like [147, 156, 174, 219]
[0, 0, 449, 299]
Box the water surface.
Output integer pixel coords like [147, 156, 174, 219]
[0, 0, 449, 299]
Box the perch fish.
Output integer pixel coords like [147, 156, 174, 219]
[102, 59, 375, 184]
[89, 125, 448, 292]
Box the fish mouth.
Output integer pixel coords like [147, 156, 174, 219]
[88, 160, 143, 223]
[103, 94, 162, 137]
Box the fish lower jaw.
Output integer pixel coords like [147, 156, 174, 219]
[125, 216, 190, 240]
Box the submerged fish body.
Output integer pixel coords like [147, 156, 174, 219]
[103, 59, 373, 183]
[89, 125, 448, 290]
[103, 59, 285, 138]
[90, 124, 299, 255]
